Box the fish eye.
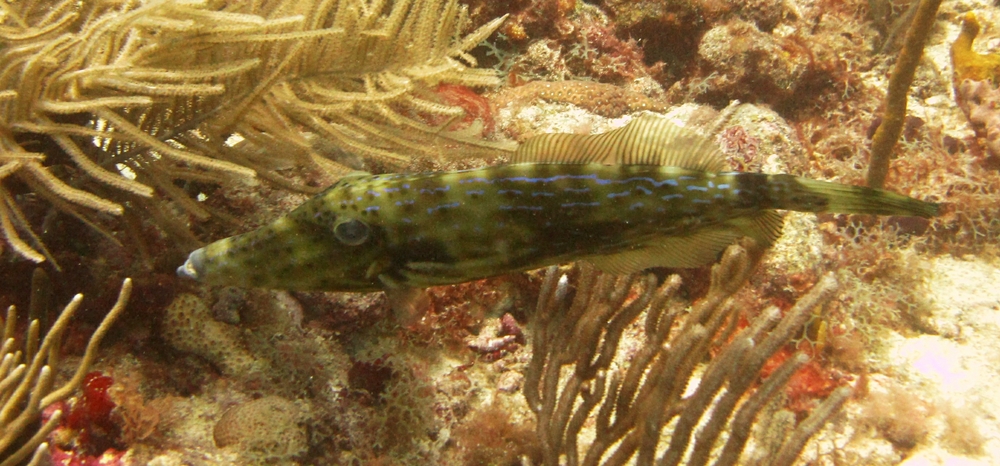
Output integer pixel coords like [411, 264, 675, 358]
[333, 218, 370, 246]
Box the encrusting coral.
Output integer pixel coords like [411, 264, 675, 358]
[0, 0, 510, 265]
[524, 245, 852, 465]
[161, 293, 261, 377]
[213, 395, 307, 462]
[0, 277, 131, 466]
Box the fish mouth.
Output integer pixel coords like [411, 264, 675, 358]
[176, 248, 206, 281]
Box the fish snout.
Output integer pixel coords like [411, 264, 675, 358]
[176, 248, 206, 281]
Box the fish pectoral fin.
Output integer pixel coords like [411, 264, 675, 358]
[379, 274, 431, 326]
[585, 211, 785, 275]
[511, 114, 727, 171]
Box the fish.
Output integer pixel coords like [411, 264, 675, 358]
[176, 115, 939, 302]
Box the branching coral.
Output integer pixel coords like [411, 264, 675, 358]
[523, 245, 851, 465]
[0, 277, 131, 466]
[0, 0, 510, 265]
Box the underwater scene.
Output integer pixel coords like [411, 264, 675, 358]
[1, 0, 1000, 464]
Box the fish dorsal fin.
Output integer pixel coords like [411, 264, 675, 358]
[512, 114, 727, 172]
[585, 211, 786, 274]
[338, 171, 372, 181]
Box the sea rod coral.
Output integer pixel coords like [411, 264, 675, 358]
[867, 0, 942, 189]
[0, 277, 132, 465]
[524, 245, 851, 465]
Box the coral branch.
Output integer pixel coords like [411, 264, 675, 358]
[0, 278, 132, 466]
[867, 0, 942, 189]
[524, 246, 846, 465]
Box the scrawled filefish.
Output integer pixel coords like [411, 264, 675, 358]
[177, 115, 939, 296]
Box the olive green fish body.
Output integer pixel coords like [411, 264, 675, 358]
[178, 116, 939, 292]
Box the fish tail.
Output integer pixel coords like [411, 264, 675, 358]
[771, 174, 940, 218]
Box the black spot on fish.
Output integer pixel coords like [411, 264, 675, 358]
[733, 173, 770, 209]
[393, 222, 417, 239]
[398, 239, 456, 265]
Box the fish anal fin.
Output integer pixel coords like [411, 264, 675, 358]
[512, 114, 727, 171]
[725, 210, 785, 249]
[585, 211, 786, 275]
[586, 229, 744, 275]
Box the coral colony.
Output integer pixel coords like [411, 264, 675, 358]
[2, 1, 1000, 465]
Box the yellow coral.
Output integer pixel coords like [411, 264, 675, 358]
[951, 12, 1000, 85]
